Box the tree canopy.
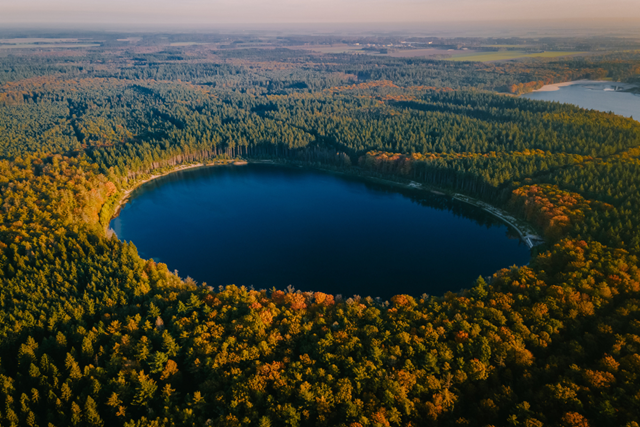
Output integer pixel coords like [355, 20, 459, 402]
[0, 38, 639, 426]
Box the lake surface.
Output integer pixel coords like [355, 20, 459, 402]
[111, 164, 530, 298]
[523, 81, 640, 119]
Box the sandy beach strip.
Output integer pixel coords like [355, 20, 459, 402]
[531, 79, 638, 92]
[532, 80, 605, 92]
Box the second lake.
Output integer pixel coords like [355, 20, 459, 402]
[523, 80, 640, 119]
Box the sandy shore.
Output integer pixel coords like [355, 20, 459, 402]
[531, 79, 635, 92]
[451, 194, 543, 249]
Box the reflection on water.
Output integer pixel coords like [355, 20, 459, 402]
[523, 81, 640, 119]
[111, 164, 530, 298]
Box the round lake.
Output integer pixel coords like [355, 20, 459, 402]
[110, 164, 530, 298]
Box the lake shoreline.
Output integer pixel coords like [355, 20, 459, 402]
[109, 159, 270, 230]
[522, 79, 640, 121]
[303, 163, 542, 249]
[107, 158, 543, 250]
[108, 162, 221, 233]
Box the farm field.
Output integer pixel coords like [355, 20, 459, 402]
[447, 50, 584, 61]
[290, 45, 581, 61]
[291, 44, 477, 58]
[0, 38, 80, 43]
[377, 48, 469, 57]
[0, 43, 100, 49]
[291, 44, 365, 54]
[169, 42, 213, 46]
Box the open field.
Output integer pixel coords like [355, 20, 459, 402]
[169, 42, 213, 46]
[290, 44, 364, 54]
[379, 48, 469, 57]
[289, 44, 475, 58]
[117, 37, 142, 43]
[480, 44, 534, 48]
[0, 43, 100, 49]
[447, 50, 584, 61]
[286, 45, 582, 62]
[0, 38, 80, 44]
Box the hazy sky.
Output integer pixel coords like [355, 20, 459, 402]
[2, 0, 640, 27]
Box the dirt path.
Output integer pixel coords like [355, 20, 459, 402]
[451, 193, 543, 249]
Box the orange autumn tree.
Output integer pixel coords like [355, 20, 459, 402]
[510, 184, 591, 240]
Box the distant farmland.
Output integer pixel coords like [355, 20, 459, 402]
[0, 43, 100, 49]
[446, 50, 584, 62]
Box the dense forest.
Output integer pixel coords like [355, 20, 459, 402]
[0, 34, 640, 426]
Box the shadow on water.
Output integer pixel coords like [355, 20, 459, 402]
[357, 178, 521, 238]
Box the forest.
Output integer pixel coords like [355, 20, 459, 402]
[0, 34, 640, 427]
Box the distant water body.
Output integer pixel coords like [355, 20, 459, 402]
[523, 80, 640, 119]
[111, 165, 530, 298]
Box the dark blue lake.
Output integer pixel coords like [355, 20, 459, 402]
[110, 164, 530, 298]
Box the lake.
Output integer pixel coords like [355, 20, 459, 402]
[523, 80, 640, 119]
[111, 164, 530, 298]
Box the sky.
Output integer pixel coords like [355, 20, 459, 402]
[2, 0, 640, 28]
